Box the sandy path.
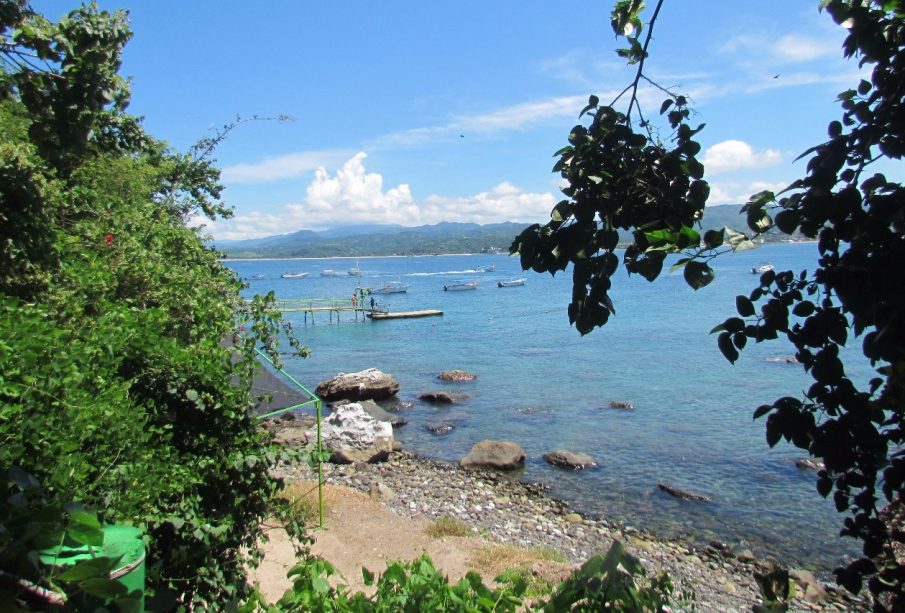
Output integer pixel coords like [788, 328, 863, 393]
[250, 483, 490, 603]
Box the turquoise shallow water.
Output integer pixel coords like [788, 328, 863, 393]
[227, 242, 869, 572]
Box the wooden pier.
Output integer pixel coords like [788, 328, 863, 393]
[266, 298, 443, 324]
[272, 298, 366, 324]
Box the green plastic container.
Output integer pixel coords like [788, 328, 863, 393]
[39, 524, 145, 611]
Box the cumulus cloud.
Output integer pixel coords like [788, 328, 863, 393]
[220, 149, 352, 183]
[701, 140, 782, 175]
[206, 153, 555, 240]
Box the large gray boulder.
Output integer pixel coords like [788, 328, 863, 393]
[316, 368, 400, 401]
[319, 403, 394, 464]
[460, 440, 525, 471]
[543, 450, 597, 470]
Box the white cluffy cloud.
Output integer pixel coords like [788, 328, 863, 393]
[207, 152, 555, 240]
[701, 140, 782, 175]
[719, 34, 838, 65]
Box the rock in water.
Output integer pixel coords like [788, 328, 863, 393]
[316, 368, 400, 401]
[419, 391, 469, 404]
[657, 482, 713, 502]
[319, 403, 394, 464]
[606, 400, 635, 410]
[347, 399, 407, 427]
[543, 450, 597, 470]
[460, 440, 525, 471]
[426, 423, 455, 436]
[438, 369, 477, 382]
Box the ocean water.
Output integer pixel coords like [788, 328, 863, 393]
[227, 242, 870, 572]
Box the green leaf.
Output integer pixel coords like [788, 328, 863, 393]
[702, 228, 724, 249]
[736, 296, 755, 317]
[659, 99, 674, 115]
[683, 261, 714, 289]
[78, 576, 129, 600]
[718, 332, 739, 363]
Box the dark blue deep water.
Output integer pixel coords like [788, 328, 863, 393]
[227, 242, 871, 572]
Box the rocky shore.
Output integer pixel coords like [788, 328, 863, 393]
[273, 447, 868, 612]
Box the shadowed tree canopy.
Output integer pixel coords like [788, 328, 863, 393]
[513, 0, 905, 608]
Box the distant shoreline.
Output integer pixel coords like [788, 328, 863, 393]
[220, 241, 816, 262]
[221, 253, 500, 262]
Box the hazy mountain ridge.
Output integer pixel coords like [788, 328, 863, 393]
[214, 205, 795, 258]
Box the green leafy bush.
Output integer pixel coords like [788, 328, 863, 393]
[0, 3, 305, 607]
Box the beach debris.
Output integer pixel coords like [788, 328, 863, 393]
[460, 439, 525, 471]
[319, 403, 394, 464]
[543, 450, 597, 470]
[426, 423, 456, 436]
[657, 482, 713, 503]
[316, 368, 400, 401]
[419, 391, 469, 404]
[437, 369, 477, 382]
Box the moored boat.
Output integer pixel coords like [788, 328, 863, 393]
[443, 280, 478, 291]
[320, 269, 340, 277]
[497, 278, 526, 288]
[348, 268, 362, 276]
[477, 264, 496, 272]
[752, 262, 774, 274]
[371, 281, 409, 294]
[280, 271, 309, 279]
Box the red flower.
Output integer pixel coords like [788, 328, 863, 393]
[105, 233, 114, 248]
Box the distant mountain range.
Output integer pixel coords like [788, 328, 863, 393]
[213, 205, 794, 258]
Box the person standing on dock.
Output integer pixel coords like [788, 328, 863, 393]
[351, 292, 358, 308]
[370, 296, 376, 311]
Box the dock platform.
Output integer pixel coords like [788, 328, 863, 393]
[367, 309, 443, 320]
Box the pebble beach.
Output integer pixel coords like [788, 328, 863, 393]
[273, 440, 868, 612]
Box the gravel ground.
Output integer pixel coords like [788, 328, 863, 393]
[274, 447, 869, 612]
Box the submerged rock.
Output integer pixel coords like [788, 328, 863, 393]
[426, 423, 456, 436]
[438, 369, 477, 382]
[419, 391, 469, 404]
[606, 401, 635, 410]
[319, 403, 394, 464]
[543, 450, 597, 470]
[460, 440, 525, 471]
[657, 482, 713, 503]
[316, 368, 400, 401]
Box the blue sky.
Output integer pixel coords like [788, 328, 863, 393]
[34, 1, 866, 239]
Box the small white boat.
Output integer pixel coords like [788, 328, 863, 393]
[497, 278, 526, 288]
[348, 268, 362, 277]
[443, 280, 478, 291]
[372, 281, 409, 294]
[477, 264, 496, 273]
[280, 272, 309, 279]
[752, 263, 774, 274]
[320, 269, 340, 277]
[248, 274, 265, 280]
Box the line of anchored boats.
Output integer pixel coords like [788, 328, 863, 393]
[270, 263, 525, 291]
